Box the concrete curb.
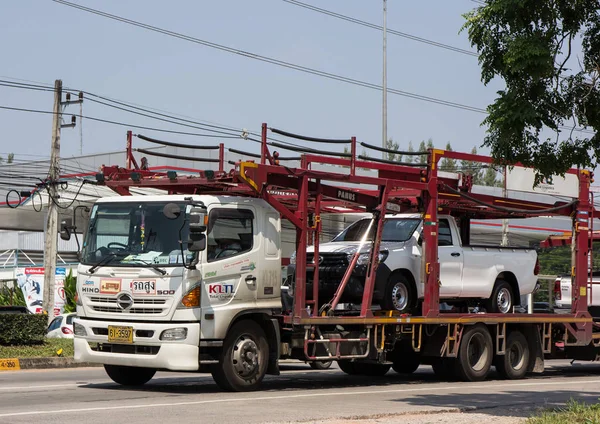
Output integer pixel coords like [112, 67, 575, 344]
[0, 357, 101, 371]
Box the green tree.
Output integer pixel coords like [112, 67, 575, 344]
[63, 269, 77, 313]
[461, 146, 484, 185]
[405, 141, 415, 164]
[461, 1, 600, 182]
[483, 165, 499, 187]
[385, 138, 401, 162]
[7, 153, 14, 164]
[418, 140, 428, 164]
[440, 142, 457, 172]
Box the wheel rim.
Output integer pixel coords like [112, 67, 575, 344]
[391, 282, 408, 311]
[467, 333, 490, 372]
[232, 334, 260, 378]
[508, 342, 525, 371]
[496, 287, 512, 313]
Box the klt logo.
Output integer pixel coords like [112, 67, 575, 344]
[209, 284, 234, 294]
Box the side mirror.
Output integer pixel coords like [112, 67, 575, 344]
[187, 233, 207, 252]
[163, 203, 182, 219]
[60, 218, 73, 241]
[189, 207, 207, 233]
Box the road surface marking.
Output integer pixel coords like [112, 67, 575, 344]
[1, 377, 600, 418]
[0, 383, 76, 391]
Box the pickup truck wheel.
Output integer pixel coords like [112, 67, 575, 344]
[104, 365, 156, 386]
[211, 320, 269, 392]
[309, 360, 333, 370]
[495, 330, 529, 380]
[383, 274, 415, 313]
[455, 324, 493, 382]
[487, 280, 514, 314]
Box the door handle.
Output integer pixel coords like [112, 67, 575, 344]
[245, 275, 257, 283]
[451, 252, 461, 257]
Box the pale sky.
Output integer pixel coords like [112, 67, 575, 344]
[0, 0, 503, 162]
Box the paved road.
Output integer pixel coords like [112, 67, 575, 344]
[1, 360, 600, 424]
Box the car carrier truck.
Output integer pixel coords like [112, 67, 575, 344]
[64, 124, 600, 391]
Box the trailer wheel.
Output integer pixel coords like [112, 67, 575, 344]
[487, 280, 514, 314]
[104, 365, 156, 386]
[310, 360, 333, 370]
[382, 274, 415, 313]
[431, 358, 457, 380]
[455, 324, 493, 382]
[495, 330, 529, 380]
[211, 320, 269, 392]
[391, 343, 420, 374]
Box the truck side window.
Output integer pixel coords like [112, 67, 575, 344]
[438, 219, 453, 246]
[207, 209, 254, 262]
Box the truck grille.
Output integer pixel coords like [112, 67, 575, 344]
[88, 296, 167, 314]
[306, 253, 348, 267]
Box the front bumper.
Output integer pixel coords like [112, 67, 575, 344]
[73, 318, 201, 371]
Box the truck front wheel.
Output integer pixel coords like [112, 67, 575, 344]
[211, 320, 269, 392]
[104, 365, 156, 386]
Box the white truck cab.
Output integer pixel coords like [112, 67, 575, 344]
[72, 195, 281, 373]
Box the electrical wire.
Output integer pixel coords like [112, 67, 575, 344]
[51, 0, 491, 114]
[0, 105, 242, 138]
[281, 0, 478, 57]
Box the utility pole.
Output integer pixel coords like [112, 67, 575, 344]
[42, 80, 62, 324]
[42, 81, 80, 324]
[382, 0, 388, 160]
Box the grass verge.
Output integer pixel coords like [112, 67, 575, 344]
[0, 338, 74, 358]
[527, 400, 600, 424]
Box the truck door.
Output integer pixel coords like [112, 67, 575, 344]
[201, 207, 259, 307]
[437, 218, 463, 297]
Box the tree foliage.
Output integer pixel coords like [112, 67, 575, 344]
[385, 138, 401, 162]
[462, 0, 600, 182]
[440, 142, 458, 172]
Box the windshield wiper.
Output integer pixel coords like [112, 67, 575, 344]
[87, 252, 125, 274]
[125, 258, 167, 275]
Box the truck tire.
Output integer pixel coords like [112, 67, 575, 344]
[495, 330, 529, 380]
[392, 358, 420, 374]
[431, 358, 457, 380]
[337, 360, 359, 375]
[382, 274, 415, 313]
[486, 280, 514, 314]
[104, 365, 156, 386]
[310, 360, 333, 370]
[390, 342, 420, 374]
[455, 324, 493, 382]
[211, 320, 269, 392]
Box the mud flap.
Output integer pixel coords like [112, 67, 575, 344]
[266, 318, 281, 376]
[524, 324, 544, 374]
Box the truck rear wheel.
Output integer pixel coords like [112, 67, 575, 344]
[487, 280, 514, 314]
[455, 324, 493, 382]
[211, 320, 269, 392]
[310, 360, 333, 370]
[495, 330, 529, 380]
[382, 274, 415, 313]
[104, 365, 156, 386]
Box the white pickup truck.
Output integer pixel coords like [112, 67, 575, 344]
[554, 273, 600, 315]
[287, 214, 540, 314]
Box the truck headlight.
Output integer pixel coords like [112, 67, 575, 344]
[290, 251, 296, 265]
[355, 251, 389, 266]
[179, 285, 201, 308]
[160, 328, 188, 341]
[73, 322, 87, 337]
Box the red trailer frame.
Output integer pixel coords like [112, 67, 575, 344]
[94, 123, 599, 353]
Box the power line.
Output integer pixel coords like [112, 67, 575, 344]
[0, 105, 242, 138]
[281, 0, 478, 57]
[51, 0, 489, 114]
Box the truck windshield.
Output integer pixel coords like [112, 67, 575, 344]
[332, 218, 420, 242]
[81, 202, 190, 267]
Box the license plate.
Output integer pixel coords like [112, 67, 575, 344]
[108, 326, 133, 344]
